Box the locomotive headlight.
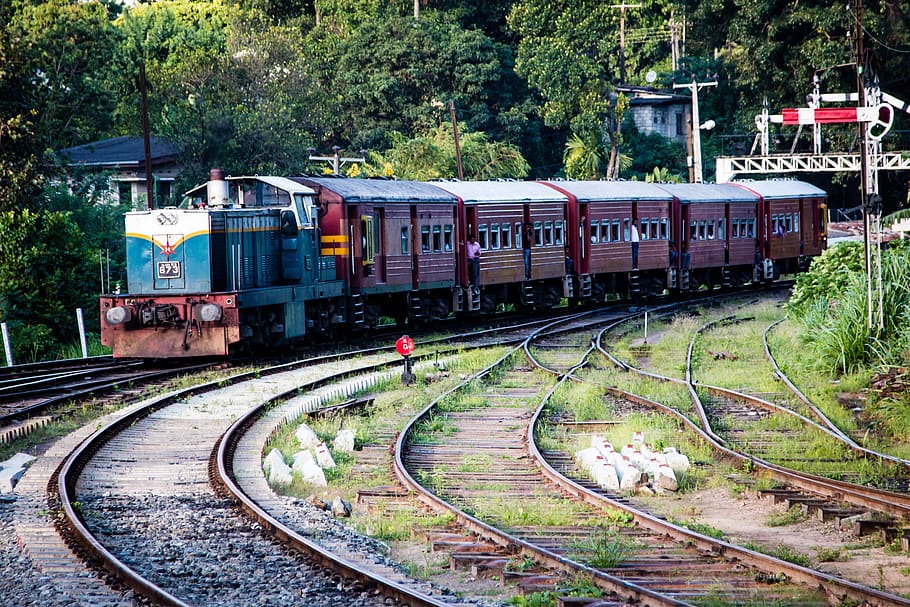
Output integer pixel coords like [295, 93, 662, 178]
[105, 306, 132, 325]
[195, 303, 223, 322]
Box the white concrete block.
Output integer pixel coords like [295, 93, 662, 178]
[292, 450, 326, 486]
[333, 429, 356, 454]
[295, 423, 318, 449]
[314, 441, 336, 469]
[0, 452, 36, 493]
[263, 448, 286, 475]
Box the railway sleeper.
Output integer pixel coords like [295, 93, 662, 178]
[759, 488, 896, 536]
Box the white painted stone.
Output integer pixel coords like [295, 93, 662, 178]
[591, 458, 620, 492]
[295, 423, 318, 449]
[292, 450, 327, 486]
[0, 452, 36, 494]
[314, 441, 336, 469]
[264, 449, 293, 487]
[333, 429, 356, 453]
[263, 448, 286, 476]
[663, 448, 691, 476]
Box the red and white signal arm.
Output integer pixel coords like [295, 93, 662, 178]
[777, 104, 893, 139]
[395, 335, 415, 357]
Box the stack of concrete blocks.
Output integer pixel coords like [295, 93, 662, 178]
[574, 433, 691, 494]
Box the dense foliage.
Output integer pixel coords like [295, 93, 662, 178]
[788, 241, 910, 375]
[2, 0, 910, 360]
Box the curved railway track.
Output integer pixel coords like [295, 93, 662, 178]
[393, 306, 910, 606]
[38, 316, 578, 606]
[10, 290, 910, 606]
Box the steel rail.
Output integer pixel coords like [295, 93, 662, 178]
[596, 310, 910, 519]
[526, 376, 910, 607]
[394, 312, 695, 607]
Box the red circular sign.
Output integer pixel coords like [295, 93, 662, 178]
[395, 335, 415, 357]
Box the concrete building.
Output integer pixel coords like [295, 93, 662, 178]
[626, 91, 690, 145]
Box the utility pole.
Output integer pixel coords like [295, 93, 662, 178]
[673, 78, 716, 183]
[449, 101, 464, 180]
[308, 146, 365, 176]
[139, 63, 154, 209]
[610, 3, 641, 84]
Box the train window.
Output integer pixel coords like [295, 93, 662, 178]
[590, 220, 600, 243]
[732, 220, 740, 239]
[515, 222, 523, 248]
[491, 223, 501, 250]
[641, 217, 650, 240]
[478, 224, 489, 249]
[533, 222, 543, 247]
[361, 215, 376, 266]
[432, 225, 442, 252]
[717, 218, 726, 240]
[771, 214, 778, 234]
[698, 220, 707, 240]
[611, 219, 621, 242]
[623, 218, 630, 241]
[785, 214, 793, 233]
[555, 220, 564, 245]
[544, 221, 554, 245]
[690, 221, 697, 241]
[401, 226, 409, 254]
[706, 219, 715, 240]
[421, 225, 430, 252]
[502, 223, 512, 249]
[444, 225, 453, 251]
[660, 218, 669, 240]
[600, 221, 609, 243]
[793, 213, 799, 234]
[747, 218, 755, 237]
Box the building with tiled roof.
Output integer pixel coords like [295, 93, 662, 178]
[56, 136, 182, 207]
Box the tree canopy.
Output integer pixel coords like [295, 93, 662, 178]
[3, 0, 910, 359]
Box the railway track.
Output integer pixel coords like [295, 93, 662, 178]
[28, 316, 573, 606]
[10, 290, 909, 606]
[0, 357, 220, 446]
[392, 305, 910, 606]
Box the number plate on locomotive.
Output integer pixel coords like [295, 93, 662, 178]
[157, 261, 182, 279]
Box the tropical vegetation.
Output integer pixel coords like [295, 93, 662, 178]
[2, 0, 910, 360]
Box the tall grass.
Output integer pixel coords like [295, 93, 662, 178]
[790, 242, 910, 375]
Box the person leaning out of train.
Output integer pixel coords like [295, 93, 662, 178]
[467, 233, 481, 293]
[630, 221, 640, 269]
[523, 223, 533, 280]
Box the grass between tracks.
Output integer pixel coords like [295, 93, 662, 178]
[265, 346, 508, 540]
[595, 297, 910, 489]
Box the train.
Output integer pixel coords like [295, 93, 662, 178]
[99, 170, 827, 358]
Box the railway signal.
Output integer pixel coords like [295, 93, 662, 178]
[396, 335, 416, 385]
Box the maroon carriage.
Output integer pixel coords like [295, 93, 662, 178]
[543, 181, 674, 300]
[733, 179, 828, 277]
[432, 181, 571, 313]
[658, 183, 761, 291]
[293, 177, 458, 328]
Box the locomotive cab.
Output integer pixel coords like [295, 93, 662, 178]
[101, 172, 345, 358]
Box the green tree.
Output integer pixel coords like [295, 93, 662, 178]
[0, 209, 97, 361]
[620, 122, 687, 181]
[366, 124, 529, 180]
[508, 1, 674, 177]
[8, 0, 120, 149]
